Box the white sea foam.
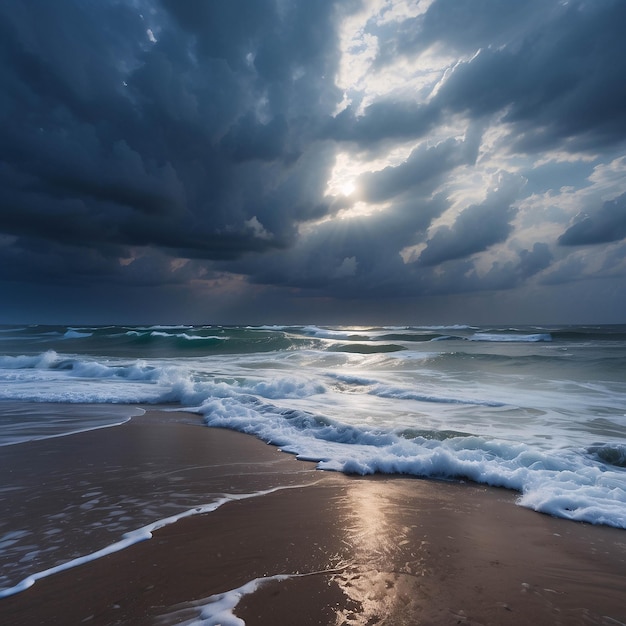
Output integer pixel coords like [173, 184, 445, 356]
[0, 416, 133, 447]
[159, 575, 291, 626]
[246, 377, 326, 399]
[197, 397, 626, 527]
[2, 351, 624, 531]
[0, 485, 305, 599]
[69, 359, 159, 380]
[184, 389, 626, 528]
[157, 570, 341, 626]
[0, 351, 59, 369]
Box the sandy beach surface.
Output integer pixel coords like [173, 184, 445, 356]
[1, 409, 625, 625]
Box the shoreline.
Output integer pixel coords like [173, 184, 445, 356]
[0, 408, 625, 624]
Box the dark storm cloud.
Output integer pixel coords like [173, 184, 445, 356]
[429, 0, 626, 151]
[240, 217, 553, 302]
[358, 131, 481, 204]
[517, 243, 553, 279]
[418, 177, 521, 267]
[376, 0, 546, 61]
[324, 100, 440, 147]
[249, 132, 485, 297]
[0, 0, 343, 282]
[233, 187, 450, 296]
[374, 0, 626, 153]
[558, 193, 626, 246]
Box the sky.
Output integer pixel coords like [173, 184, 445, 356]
[1, 0, 626, 325]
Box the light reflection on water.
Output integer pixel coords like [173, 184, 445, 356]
[330, 479, 436, 623]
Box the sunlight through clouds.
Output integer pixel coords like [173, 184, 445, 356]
[340, 180, 356, 196]
[335, 0, 451, 115]
[326, 139, 429, 202]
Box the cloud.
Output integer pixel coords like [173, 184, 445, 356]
[417, 175, 522, 266]
[517, 243, 553, 279]
[375, 0, 546, 62]
[434, 1, 626, 152]
[332, 256, 358, 279]
[365, 0, 626, 156]
[0, 0, 343, 273]
[558, 193, 626, 246]
[1, 0, 626, 323]
[324, 100, 440, 146]
[358, 131, 481, 203]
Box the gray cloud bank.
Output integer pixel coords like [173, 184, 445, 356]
[1, 0, 626, 324]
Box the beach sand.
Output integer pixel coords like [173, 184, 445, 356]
[1, 409, 625, 625]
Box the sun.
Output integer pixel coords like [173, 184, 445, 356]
[340, 180, 356, 196]
[325, 152, 361, 198]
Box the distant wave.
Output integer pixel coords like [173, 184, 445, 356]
[376, 333, 455, 342]
[111, 328, 315, 354]
[149, 331, 228, 341]
[138, 325, 194, 331]
[300, 326, 373, 341]
[469, 332, 552, 342]
[417, 324, 476, 330]
[429, 334, 462, 341]
[62, 330, 93, 339]
[270, 324, 478, 343]
[327, 343, 406, 354]
[123, 330, 227, 341]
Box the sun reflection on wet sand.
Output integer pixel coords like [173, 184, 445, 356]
[330, 478, 438, 625]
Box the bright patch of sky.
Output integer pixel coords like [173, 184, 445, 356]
[336, 0, 446, 115]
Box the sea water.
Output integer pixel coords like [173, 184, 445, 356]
[1, 324, 625, 528]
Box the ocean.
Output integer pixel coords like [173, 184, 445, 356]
[1, 323, 625, 596]
[2, 323, 626, 518]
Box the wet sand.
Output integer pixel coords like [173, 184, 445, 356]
[1, 409, 625, 625]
